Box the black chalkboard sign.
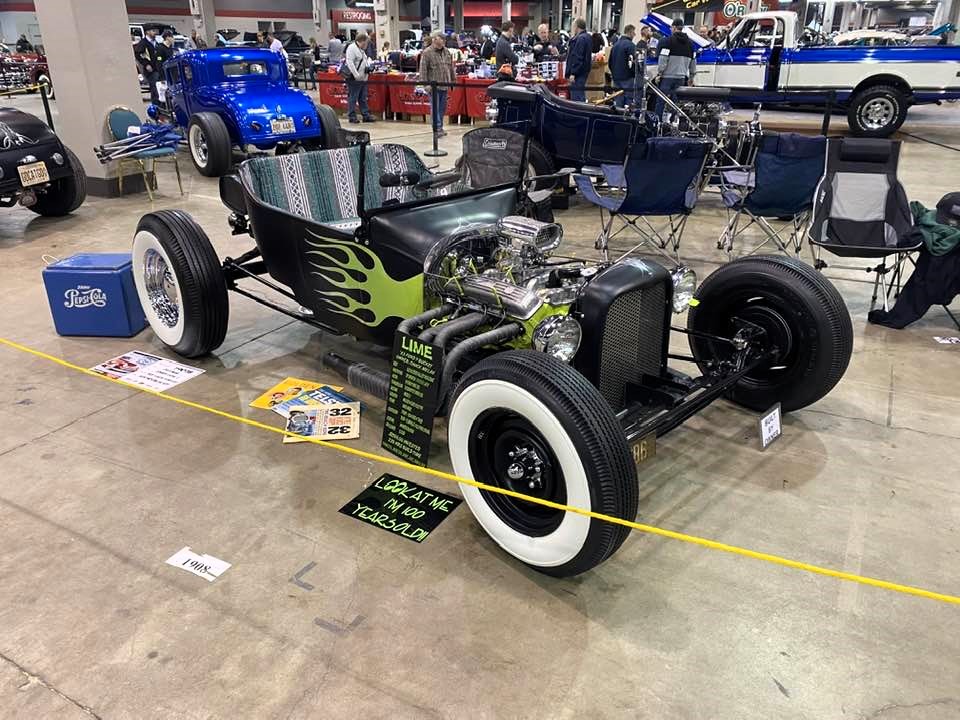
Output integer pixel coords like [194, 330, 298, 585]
[339, 474, 462, 543]
[380, 331, 443, 466]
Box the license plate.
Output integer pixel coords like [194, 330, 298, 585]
[270, 118, 295, 134]
[18, 161, 49, 187]
[630, 432, 656, 468]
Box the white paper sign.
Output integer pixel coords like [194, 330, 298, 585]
[91, 351, 203, 392]
[165, 546, 231, 582]
[933, 336, 960, 345]
[759, 403, 782, 450]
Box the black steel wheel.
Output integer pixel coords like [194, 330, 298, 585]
[30, 146, 86, 216]
[132, 210, 229, 357]
[687, 255, 853, 412]
[447, 350, 638, 577]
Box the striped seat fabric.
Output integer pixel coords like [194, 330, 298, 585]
[240, 144, 445, 225]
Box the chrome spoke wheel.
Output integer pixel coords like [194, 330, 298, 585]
[860, 97, 895, 131]
[143, 248, 180, 329]
[189, 124, 208, 167]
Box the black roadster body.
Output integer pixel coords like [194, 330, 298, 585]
[0, 107, 85, 215]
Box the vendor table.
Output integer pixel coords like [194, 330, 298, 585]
[386, 74, 465, 120]
[316, 72, 388, 115]
[462, 76, 495, 120]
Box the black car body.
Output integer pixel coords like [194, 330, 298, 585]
[0, 107, 85, 215]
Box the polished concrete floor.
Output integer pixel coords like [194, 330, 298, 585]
[1, 100, 960, 719]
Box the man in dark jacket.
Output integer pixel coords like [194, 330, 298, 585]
[156, 30, 176, 67]
[565, 17, 591, 102]
[655, 18, 697, 119]
[609, 24, 637, 107]
[495, 21, 519, 75]
[134, 28, 160, 103]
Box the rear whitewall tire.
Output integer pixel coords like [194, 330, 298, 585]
[448, 379, 592, 568]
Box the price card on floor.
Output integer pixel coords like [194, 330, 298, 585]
[165, 547, 231, 582]
[759, 402, 782, 450]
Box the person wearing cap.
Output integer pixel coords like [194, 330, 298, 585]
[419, 31, 455, 137]
[655, 17, 697, 119]
[156, 30, 176, 67]
[565, 17, 592, 102]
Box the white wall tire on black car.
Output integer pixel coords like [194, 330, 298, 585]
[132, 210, 229, 357]
[447, 351, 638, 577]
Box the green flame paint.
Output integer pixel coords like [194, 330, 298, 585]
[304, 229, 423, 327]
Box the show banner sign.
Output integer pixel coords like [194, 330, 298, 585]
[381, 332, 443, 466]
[339, 474, 462, 543]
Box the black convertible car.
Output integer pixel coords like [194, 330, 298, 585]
[0, 107, 86, 215]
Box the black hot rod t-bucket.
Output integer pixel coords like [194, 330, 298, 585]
[127, 140, 853, 576]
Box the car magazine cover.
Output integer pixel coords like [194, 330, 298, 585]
[282, 402, 360, 443]
[271, 386, 356, 419]
[249, 377, 326, 409]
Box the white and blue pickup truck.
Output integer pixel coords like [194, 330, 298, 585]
[644, 11, 960, 137]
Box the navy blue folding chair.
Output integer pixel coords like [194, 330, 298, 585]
[717, 132, 826, 257]
[574, 137, 710, 262]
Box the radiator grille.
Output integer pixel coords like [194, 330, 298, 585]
[598, 284, 667, 409]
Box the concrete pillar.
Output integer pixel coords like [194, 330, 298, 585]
[429, 0, 443, 31]
[838, 2, 852, 31]
[822, 0, 836, 32]
[375, 0, 400, 49]
[552, 0, 563, 28]
[622, 0, 648, 30]
[189, 0, 216, 49]
[945, 0, 960, 35]
[571, 0, 587, 28]
[593, 0, 604, 31]
[453, 0, 464, 32]
[313, 0, 329, 39]
[34, 0, 147, 196]
[503, 0, 512, 23]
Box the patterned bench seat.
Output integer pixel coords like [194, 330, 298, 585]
[239, 144, 456, 228]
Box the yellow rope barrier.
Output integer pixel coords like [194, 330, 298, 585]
[2, 334, 958, 606]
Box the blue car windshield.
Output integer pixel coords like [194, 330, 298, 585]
[219, 59, 281, 82]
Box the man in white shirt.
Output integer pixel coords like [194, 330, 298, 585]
[344, 32, 375, 123]
[267, 31, 288, 60]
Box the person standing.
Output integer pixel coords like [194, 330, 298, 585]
[609, 24, 637, 108]
[495, 21, 519, 75]
[344, 32, 375, 124]
[135, 28, 161, 104]
[156, 30, 176, 67]
[655, 18, 697, 119]
[419, 31, 455, 137]
[267, 31, 287, 60]
[565, 18, 592, 102]
[478, 29, 496, 60]
[328, 33, 344, 65]
[16, 34, 33, 53]
[532, 23, 559, 62]
[365, 32, 378, 60]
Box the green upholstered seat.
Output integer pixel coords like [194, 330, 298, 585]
[240, 144, 466, 225]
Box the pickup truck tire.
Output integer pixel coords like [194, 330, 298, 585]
[188, 112, 232, 177]
[30, 146, 86, 216]
[313, 102, 346, 149]
[132, 210, 229, 358]
[447, 350, 638, 577]
[687, 256, 852, 412]
[847, 85, 908, 138]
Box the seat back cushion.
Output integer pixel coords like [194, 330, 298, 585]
[108, 108, 141, 141]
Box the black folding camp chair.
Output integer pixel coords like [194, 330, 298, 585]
[808, 138, 919, 311]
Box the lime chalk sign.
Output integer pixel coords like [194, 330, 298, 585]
[381, 332, 443, 466]
[339, 473, 462, 543]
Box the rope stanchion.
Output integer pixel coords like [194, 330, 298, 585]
[423, 81, 448, 158]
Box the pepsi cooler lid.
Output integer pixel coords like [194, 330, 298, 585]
[45, 253, 133, 272]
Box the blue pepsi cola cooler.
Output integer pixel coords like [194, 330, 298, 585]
[42, 253, 147, 337]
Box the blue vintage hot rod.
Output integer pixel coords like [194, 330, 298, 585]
[161, 48, 343, 176]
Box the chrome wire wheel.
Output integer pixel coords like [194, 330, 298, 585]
[189, 124, 208, 168]
[143, 248, 180, 330]
[859, 96, 895, 131]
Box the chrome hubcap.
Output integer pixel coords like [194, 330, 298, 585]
[190, 124, 208, 166]
[860, 97, 895, 130]
[143, 249, 179, 328]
